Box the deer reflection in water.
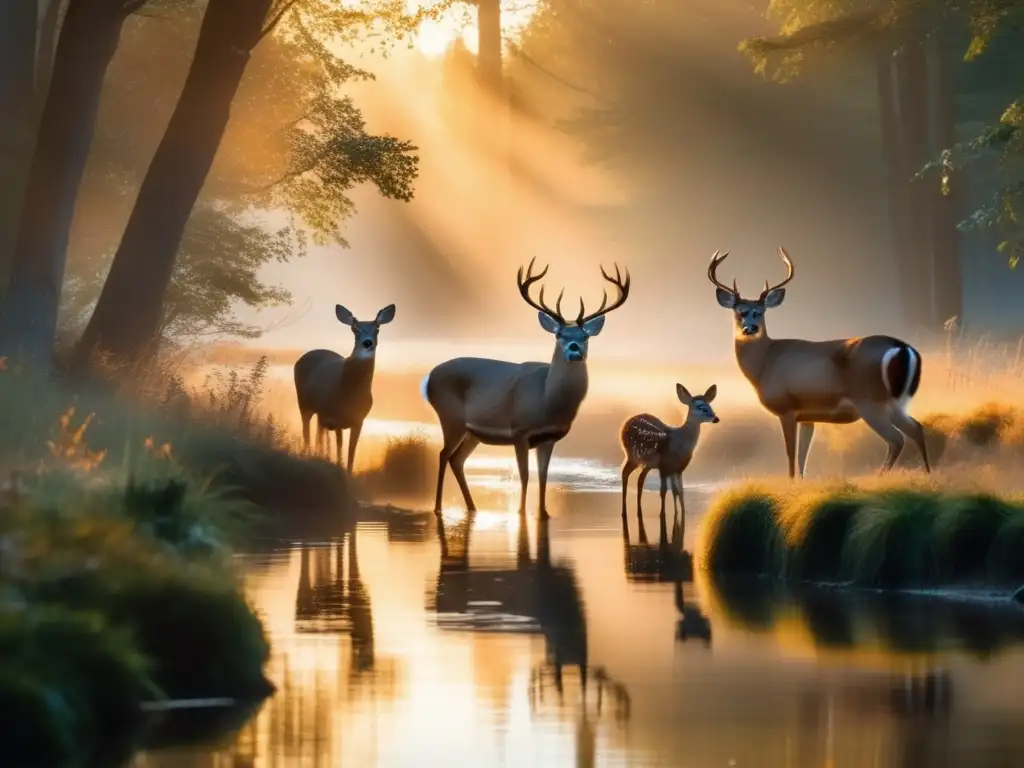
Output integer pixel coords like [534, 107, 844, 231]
[294, 528, 375, 675]
[430, 512, 588, 697]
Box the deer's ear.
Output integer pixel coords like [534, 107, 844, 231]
[762, 288, 785, 308]
[676, 383, 693, 405]
[703, 384, 718, 402]
[537, 311, 561, 334]
[715, 289, 737, 309]
[336, 304, 355, 326]
[581, 315, 605, 337]
[375, 304, 396, 325]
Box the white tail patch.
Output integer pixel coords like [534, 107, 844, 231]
[419, 373, 431, 404]
[881, 345, 918, 413]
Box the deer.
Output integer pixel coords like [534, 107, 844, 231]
[619, 383, 720, 542]
[420, 258, 630, 518]
[293, 303, 396, 472]
[708, 247, 931, 478]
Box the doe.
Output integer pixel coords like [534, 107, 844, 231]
[619, 383, 720, 539]
[294, 303, 396, 471]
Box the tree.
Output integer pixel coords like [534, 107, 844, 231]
[739, 0, 1024, 325]
[74, 0, 433, 366]
[0, 0, 39, 286]
[0, 0, 146, 369]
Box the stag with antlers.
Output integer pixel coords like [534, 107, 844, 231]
[421, 259, 631, 517]
[708, 247, 930, 478]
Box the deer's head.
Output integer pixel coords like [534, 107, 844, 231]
[335, 303, 396, 359]
[708, 248, 794, 338]
[517, 258, 630, 363]
[676, 383, 720, 424]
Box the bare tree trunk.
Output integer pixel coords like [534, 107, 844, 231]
[0, 0, 132, 368]
[875, 46, 914, 327]
[0, 0, 39, 289]
[929, 36, 963, 327]
[35, 0, 65, 103]
[74, 0, 273, 365]
[477, 0, 502, 93]
[895, 41, 934, 330]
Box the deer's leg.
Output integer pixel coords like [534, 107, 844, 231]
[618, 460, 634, 520]
[636, 467, 651, 520]
[659, 472, 668, 517]
[300, 410, 313, 453]
[889, 407, 932, 473]
[536, 441, 555, 520]
[347, 420, 363, 474]
[449, 435, 480, 512]
[514, 441, 530, 515]
[796, 422, 816, 478]
[782, 417, 798, 479]
[620, 460, 637, 518]
[335, 428, 344, 467]
[854, 401, 905, 472]
[434, 424, 468, 515]
[672, 473, 685, 545]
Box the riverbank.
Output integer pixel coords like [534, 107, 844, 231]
[0, 359, 355, 764]
[697, 477, 1024, 600]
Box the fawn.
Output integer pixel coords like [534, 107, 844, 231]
[619, 383, 719, 534]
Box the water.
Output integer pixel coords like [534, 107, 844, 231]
[135, 468, 1024, 767]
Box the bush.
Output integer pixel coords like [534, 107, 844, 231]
[698, 479, 1024, 591]
[0, 607, 156, 768]
[357, 433, 435, 499]
[698, 484, 783, 575]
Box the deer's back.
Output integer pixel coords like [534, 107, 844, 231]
[621, 414, 669, 465]
[294, 349, 347, 411]
[426, 357, 550, 427]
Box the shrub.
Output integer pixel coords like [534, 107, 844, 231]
[699, 479, 1024, 591]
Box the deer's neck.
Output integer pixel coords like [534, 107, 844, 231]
[677, 411, 704, 439]
[342, 351, 375, 391]
[543, 353, 589, 425]
[734, 333, 773, 388]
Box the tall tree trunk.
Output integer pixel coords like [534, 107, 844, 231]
[36, 0, 65, 104]
[75, 0, 273, 365]
[928, 37, 963, 328]
[875, 46, 914, 328]
[476, 0, 502, 93]
[0, 0, 132, 368]
[0, 0, 39, 289]
[895, 41, 934, 330]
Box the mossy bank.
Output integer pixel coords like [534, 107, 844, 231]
[698, 478, 1024, 593]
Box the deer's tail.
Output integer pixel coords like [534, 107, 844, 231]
[419, 373, 431, 405]
[881, 342, 922, 406]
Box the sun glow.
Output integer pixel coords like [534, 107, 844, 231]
[408, 1, 538, 58]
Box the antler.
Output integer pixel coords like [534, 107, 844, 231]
[576, 263, 631, 326]
[758, 246, 795, 300]
[517, 257, 568, 324]
[707, 250, 739, 296]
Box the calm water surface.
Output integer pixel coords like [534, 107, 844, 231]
[136, 473, 1024, 768]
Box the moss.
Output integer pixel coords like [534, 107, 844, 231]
[699, 480, 1024, 591]
[698, 484, 783, 575]
[0, 607, 157, 767]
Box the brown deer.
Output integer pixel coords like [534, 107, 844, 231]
[294, 303, 396, 471]
[619, 383, 720, 533]
[421, 258, 630, 518]
[708, 248, 931, 478]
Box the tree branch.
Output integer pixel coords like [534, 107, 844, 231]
[507, 42, 606, 104]
[259, 0, 301, 43]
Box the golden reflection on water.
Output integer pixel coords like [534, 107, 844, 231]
[140, 491, 1024, 768]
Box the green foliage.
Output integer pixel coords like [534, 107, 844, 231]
[699, 480, 1024, 589]
[738, 0, 1024, 264]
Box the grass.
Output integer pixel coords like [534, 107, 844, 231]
[0, 358, 281, 764]
[697, 476, 1024, 590]
[356, 433, 435, 499]
[0, 355, 351, 522]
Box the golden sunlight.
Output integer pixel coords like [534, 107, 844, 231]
[409, 0, 538, 58]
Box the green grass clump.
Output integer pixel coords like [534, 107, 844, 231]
[698, 484, 783, 575]
[699, 479, 1024, 591]
[357, 433, 435, 498]
[0, 607, 157, 767]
